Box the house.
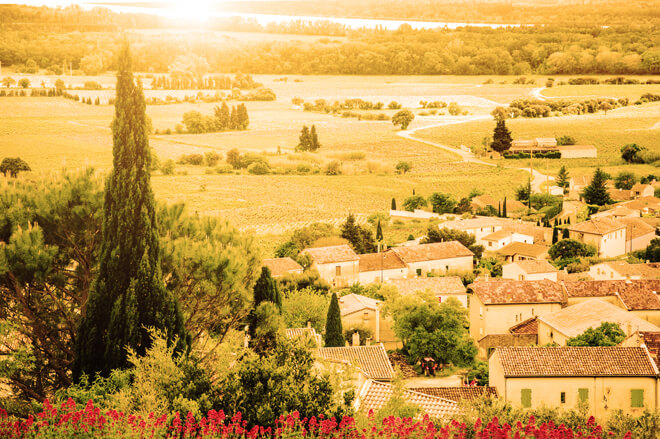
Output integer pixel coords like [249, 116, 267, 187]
[618, 217, 656, 252]
[358, 251, 407, 284]
[620, 331, 660, 368]
[470, 194, 499, 212]
[619, 196, 660, 216]
[592, 205, 640, 220]
[441, 217, 504, 241]
[481, 230, 534, 251]
[608, 188, 632, 202]
[285, 326, 322, 347]
[500, 222, 553, 246]
[355, 380, 459, 420]
[496, 242, 550, 262]
[537, 299, 660, 346]
[338, 293, 398, 349]
[409, 386, 498, 402]
[502, 260, 558, 282]
[468, 279, 565, 342]
[387, 276, 468, 308]
[568, 218, 627, 258]
[318, 345, 394, 381]
[509, 316, 538, 337]
[631, 183, 655, 199]
[262, 257, 303, 278]
[489, 346, 659, 418]
[301, 244, 359, 287]
[390, 241, 474, 277]
[511, 137, 557, 151]
[562, 280, 624, 306]
[557, 144, 597, 158]
[589, 261, 660, 281]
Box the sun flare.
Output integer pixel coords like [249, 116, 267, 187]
[169, 0, 214, 22]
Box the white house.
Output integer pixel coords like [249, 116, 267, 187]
[568, 218, 627, 258]
[301, 244, 359, 287]
[390, 241, 474, 277]
[481, 230, 534, 251]
[358, 252, 407, 284]
[589, 261, 660, 281]
[440, 217, 505, 241]
[502, 260, 558, 282]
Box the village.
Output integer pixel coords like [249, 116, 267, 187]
[263, 175, 660, 420]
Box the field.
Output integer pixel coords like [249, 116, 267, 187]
[541, 84, 660, 101]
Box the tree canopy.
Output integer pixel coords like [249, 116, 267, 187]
[582, 168, 612, 206]
[566, 322, 626, 346]
[0, 157, 31, 177]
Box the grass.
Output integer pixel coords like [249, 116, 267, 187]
[542, 84, 660, 101]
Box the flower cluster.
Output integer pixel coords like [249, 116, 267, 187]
[0, 400, 622, 439]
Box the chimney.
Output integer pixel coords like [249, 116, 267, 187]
[536, 292, 543, 302]
[352, 331, 360, 347]
[307, 321, 311, 329]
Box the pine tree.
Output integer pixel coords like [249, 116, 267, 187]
[557, 166, 569, 189]
[583, 168, 612, 206]
[324, 293, 344, 347]
[490, 120, 512, 153]
[502, 197, 507, 217]
[552, 227, 559, 244]
[298, 125, 311, 151]
[391, 198, 396, 210]
[253, 267, 282, 312]
[73, 44, 188, 380]
[309, 124, 321, 151]
[376, 219, 383, 242]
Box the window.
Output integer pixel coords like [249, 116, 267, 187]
[560, 392, 566, 404]
[416, 268, 422, 276]
[578, 388, 589, 403]
[521, 389, 532, 408]
[631, 389, 644, 408]
[489, 242, 492, 247]
[518, 274, 524, 280]
[335, 266, 342, 276]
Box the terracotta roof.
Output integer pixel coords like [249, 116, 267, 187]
[410, 386, 498, 402]
[538, 299, 659, 338]
[359, 252, 406, 272]
[302, 244, 359, 264]
[631, 183, 652, 193]
[504, 199, 528, 212]
[338, 293, 381, 316]
[286, 327, 322, 346]
[621, 196, 660, 211]
[496, 242, 549, 258]
[569, 217, 626, 235]
[597, 261, 660, 279]
[608, 188, 632, 201]
[318, 345, 394, 380]
[617, 217, 656, 239]
[263, 257, 303, 277]
[482, 230, 513, 241]
[509, 317, 539, 335]
[441, 217, 505, 231]
[639, 332, 660, 368]
[469, 279, 565, 305]
[563, 280, 660, 309]
[357, 380, 459, 419]
[557, 271, 593, 282]
[388, 276, 467, 297]
[508, 260, 558, 274]
[391, 241, 473, 263]
[494, 347, 659, 377]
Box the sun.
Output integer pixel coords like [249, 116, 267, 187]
[169, 0, 214, 22]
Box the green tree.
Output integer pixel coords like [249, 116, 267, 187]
[0, 157, 31, 177]
[552, 227, 559, 244]
[490, 120, 512, 153]
[454, 197, 472, 214]
[340, 213, 376, 254]
[18, 78, 30, 89]
[562, 227, 570, 239]
[324, 293, 344, 347]
[229, 106, 240, 130]
[556, 135, 576, 146]
[376, 219, 383, 242]
[395, 161, 411, 174]
[502, 196, 508, 217]
[391, 198, 397, 210]
[391, 110, 414, 130]
[614, 171, 637, 190]
[2, 77, 15, 88]
[214, 102, 230, 130]
[73, 44, 188, 380]
[621, 143, 646, 163]
[297, 125, 312, 151]
[422, 226, 485, 259]
[237, 103, 249, 130]
[642, 238, 660, 262]
[274, 223, 338, 258]
[548, 238, 595, 260]
[428, 192, 457, 214]
[402, 195, 427, 212]
[309, 124, 321, 151]
[226, 148, 241, 168]
[582, 168, 612, 205]
[566, 322, 626, 346]
[515, 180, 531, 202]
[252, 266, 282, 313]
[557, 166, 570, 189]
[282, 288, 329, 333]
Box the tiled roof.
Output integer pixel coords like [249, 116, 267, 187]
[608, 188, 632, 201]
[509, 260, 558, 274]
[494, 347, 659, 377]
[286, 327, 322, 346]
[557, 271, 593, 282]
[357, 380, 459, 419]
[391, 241, 473, 263]
[359, 252, 406, 272]
[302, 244, 359, 264]
[504, 199, 528, 212]
[500, 223, 551, 245]
[496, 242, 549, 258]
[338, 293, 381, 316]
[569, 217, 625, 235]
[617, 217, 656, 239]
[599, 261, 660, 279]
[318, 345, 394, 380]
[621, 196, 660, 211]
[538, 299, 659, 338]
[482, 230, 513, 241]
[639, 332, 660, 368]
[410, 386, 498, 402]
[563, 280, 660, 309]
[469, 279, 565, 305]
[388, 276, 467, 297]
[509, 317, 539, 334]
[263, 257, 303, 277]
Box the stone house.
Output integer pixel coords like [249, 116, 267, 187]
[489, 346, 659, 418]
[358, 251, 407, 284]
[387, 276, 468, 308]
[262, 257, 303, 278]
[502, 260, 558, 282]
[589, 261, 660, 281]
[631, 183, 655, 199]
[390, 241, 474, 277]
[618, 217, 656, 253]
[496, 242, 550, 262]
[482, 230, 534, 251]
[301, 244, 359, 287]
[338, 293, 399, 350]
[568, 218, 627, 258]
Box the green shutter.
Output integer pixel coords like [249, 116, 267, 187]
[631, 389, 644, 408]
[578, 388, 589, 403]
[521, 388, 532, 408]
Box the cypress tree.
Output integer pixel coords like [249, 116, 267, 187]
[498, 201, 501, 217]
[490, 120, 513, 153]
[73, 44, 188, 380]
[253, 266, 282, 312]
[310, 124, 321, 151]
[298, 125, 311, 151]
[237, 103, 249, 130]
[502, 197, 507, 217]
[583, 168, 612, 206]
[230, 106, 239, 130]
[376, 219, 383, 242]
[391, 198, 396, 210]
[552, 227, 559, 244]
[324, 293, 344, 347]
[216, 101, 230, 130]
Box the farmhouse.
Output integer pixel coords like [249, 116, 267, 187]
[500, 221, 552, 246]
[489, 346, 659, 418]
[537, 299, 660, 346]
[502, 260, 558, 282]
[569, 175, 591, 193]
[301, 244, 359, 287]
[589, 261, 660, 281]
[509, 138, 596, 158]
[618, 217, 656, 253]
[262, 257, 303, 278]
[619, 196, 660, 216]
[390, 241, 474, 277]
[496, 242, 550, 262]
[608, 188, 632, 202]
[631, 183, 655, 199]
[568, 217, 626, 258]
[338, 293, 398, 349]
[387, 276, 468, 308]
[358, 251, 407, 284]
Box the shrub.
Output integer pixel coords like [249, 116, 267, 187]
[556, 135, 576, 145]
[247, 161, 270, 175]
[325, 160, 342, 175]
[177, 153, 204, 166]
[343, 325, 373, 346]
[204, 151, 221, 166]
[214, 164, 233, 174]
[387, 101, 401, 109]
[160, 159, 175, 175]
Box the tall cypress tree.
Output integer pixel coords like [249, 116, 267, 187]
[253, 266, 282, 312]
[324, 293, 344, 347]
[73, 44, 188, 380]
[391, 198, 396, 210]
[376, 219, 383, 242]
[502, 196, 507, 217]
[310, 124, 321, 151]
[552, 227, 559, 244]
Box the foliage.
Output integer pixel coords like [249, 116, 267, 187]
[556, 135, 576, 146]
[515, 180, 531, 203]
[177, 153, 204, 166]
[566, 322, 626, 347]
[614, 171, 637, 190]
[278, 270, 330, 294]
[343, 325, 373, 346]
[402, 195, 427, 212]
[375, 374, 420, 424]
[582, 168, 612, 206]
[325, 160, 342, 175]
[253, 267, 282, 313]
[74, 44, 188, 380]
[475, 257, 503, 278]
[490, 120, 512, 153]
[556, 166, 570, 189]
[340, 213, 376, 254]
[395, 161, 411, 174]
[274, 223, 338, 259]
[283, 288, 329, 333]
[466, 360, 489, 386]
[297, 125, 321, 152]
[428, 192, 457, 214]
[391, 110, 414, 130]
[0, 157, 31, 177]
[620, 143, 646, 163]
[422, 227, 484, 259]
[607, 409, 660, 439]
[324, 294, 344, 347]
[641, 238, 660, 262]
[548, 239, 595, 260]
[250, 302, 285, 354]
[181, 104, 249, 134]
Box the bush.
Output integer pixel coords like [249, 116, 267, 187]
[177, 153, 204, 166]
[247, 161, 270, 175]
[214, 164, 233, 174]
[325, 160, 342, 175]
[556, 135, 576, 145]
[343, 325, 373, 346]
[204, 151, 221, 166]
[387, 101, 401, 109]
[160, 159, 175, 175]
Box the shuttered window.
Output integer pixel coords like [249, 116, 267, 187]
[631, 389, 644, 408]
[578, 388, 589, 403]
[521, 389, 532, 408]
